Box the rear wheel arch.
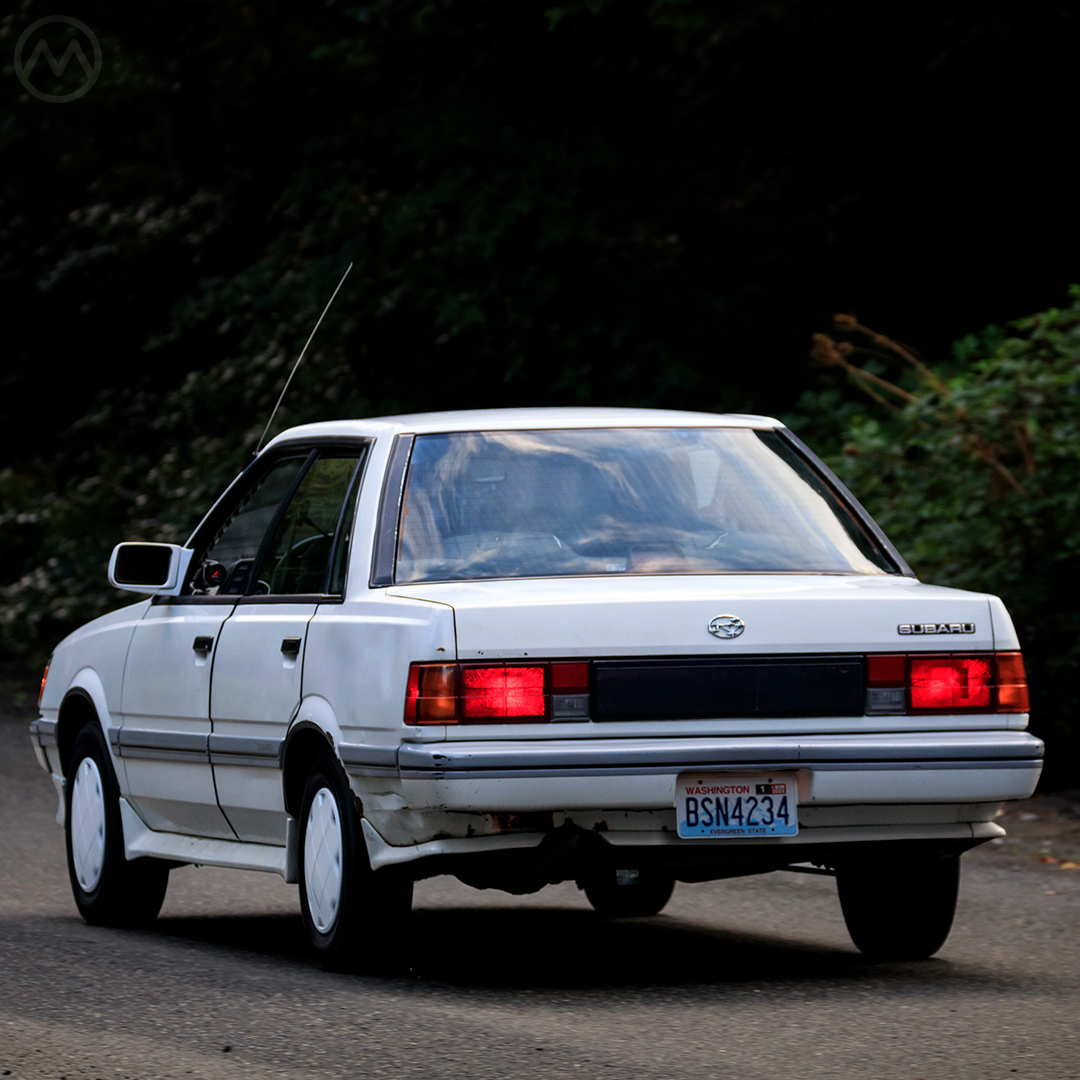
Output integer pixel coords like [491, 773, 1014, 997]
[283, 695, 351, 817]
[282, 722, 336, 818]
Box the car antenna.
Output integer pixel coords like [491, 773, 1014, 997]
[254, 261, 354, 455]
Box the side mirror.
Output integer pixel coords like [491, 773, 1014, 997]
[108, 543, 194, 596]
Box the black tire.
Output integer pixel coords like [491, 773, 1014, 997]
[298, 754, 412, 972]
[837, 854, 960, 960]
[65, 723, 170, 927]
[583, 867, 676, 917]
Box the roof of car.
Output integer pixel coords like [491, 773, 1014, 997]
[264, 407, 783, 449]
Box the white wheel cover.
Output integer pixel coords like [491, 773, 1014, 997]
[71, 756, 106, 892]
[304, 787, 344, 934]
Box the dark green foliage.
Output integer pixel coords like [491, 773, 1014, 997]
[793, 292, 1080, 782]
[4, 0, 1080, 763]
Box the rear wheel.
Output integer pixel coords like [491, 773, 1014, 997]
[837, 854, 960, 960]
[65, 723, 170, 927]
[298, 754, 412, 972]
[583, 867, 676, 917]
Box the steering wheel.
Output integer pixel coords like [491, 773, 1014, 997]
[268, 533, 332, 594]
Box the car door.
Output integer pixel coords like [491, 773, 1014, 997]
[119, 453, 312, 838]
[209, 447, 368, 844]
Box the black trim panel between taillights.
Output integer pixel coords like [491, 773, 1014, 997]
[593, 655, 864, 720]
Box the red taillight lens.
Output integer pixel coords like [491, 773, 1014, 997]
[462, 665, 546, 719]
[551, 661, 590, 694]
[38, 661, 50, 707]
[405, 660, 592, 724]
[866, 654, 906, 687]
[405, 663, 459, 724]
[995, 651, 1030, 712]
[864, 653, 908, 713]
[910, 655, 993, 711]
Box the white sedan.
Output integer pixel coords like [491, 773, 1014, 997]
[31, 408, 1043, 968]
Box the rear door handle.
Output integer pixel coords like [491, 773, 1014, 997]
[281, 637, 302, 657]
[193, 636, 214, 654]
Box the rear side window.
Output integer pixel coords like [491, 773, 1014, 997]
[394, 427, 897, 583]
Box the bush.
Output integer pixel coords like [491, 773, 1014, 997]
[793, 289, 1080, 783]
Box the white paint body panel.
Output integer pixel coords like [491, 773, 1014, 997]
[210, 601, 316, 844]
[398, 763, 1040, 813]
[119, 602, 236, 838]
[262, 407, 785, 449]
[359, 815, 1006, 871]
[302, 593, 456, 744]
[39, 602, 147, 734]
[120, 798, 288, 876]
[389, 574, 999, 661]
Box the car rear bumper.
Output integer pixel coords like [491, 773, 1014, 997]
[342, 729, 1043, 813]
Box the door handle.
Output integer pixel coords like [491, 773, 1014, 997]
[281, 637, 302, 657]
[192, 636, 214, 654]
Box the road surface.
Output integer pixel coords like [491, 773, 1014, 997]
[2, 693, 1078, 1079]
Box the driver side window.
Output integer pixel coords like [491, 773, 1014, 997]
[195, 456, 309, 595]
[260, 455, 360, 595]
[192, 449, 364, 597]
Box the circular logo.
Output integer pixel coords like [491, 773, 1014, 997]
[708, 614, 745, 639]
[14, 16, 102, 104]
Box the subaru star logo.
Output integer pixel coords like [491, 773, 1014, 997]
[708, 614, 745, 639]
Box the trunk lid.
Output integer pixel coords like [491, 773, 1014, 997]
[388, 574, 996, 659]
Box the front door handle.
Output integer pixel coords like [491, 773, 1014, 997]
[281, 637, 302, 657]
[193, 635, 214, 654]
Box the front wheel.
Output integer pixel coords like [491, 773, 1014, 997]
[65, 723, 170, 927]
[836, 854, 960, 960]
[298, 754, 412, 972]
[583, 867, 676, 917]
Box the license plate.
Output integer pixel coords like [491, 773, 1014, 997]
[676, 773, 798, 839]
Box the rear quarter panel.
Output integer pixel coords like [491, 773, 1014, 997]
[302, 593, 456, 750]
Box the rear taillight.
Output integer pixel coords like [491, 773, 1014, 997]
[995, 651, 1030, 712]
[405, 661, 591, 724]
[405, 664, 458, 724]
[462, 665, 545, 719]
[865, 654, 906, 715]
[865, 652, 1028, 715]
[910, 655, 992, 710]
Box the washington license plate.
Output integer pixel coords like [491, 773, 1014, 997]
[676, 774, 799, 838]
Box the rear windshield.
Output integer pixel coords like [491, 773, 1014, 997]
[394, 427, 896, 583]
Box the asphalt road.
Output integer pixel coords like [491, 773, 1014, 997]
[2, 703, 1079, 1080]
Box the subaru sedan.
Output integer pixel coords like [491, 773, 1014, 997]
[30, 408, 1042, 968]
